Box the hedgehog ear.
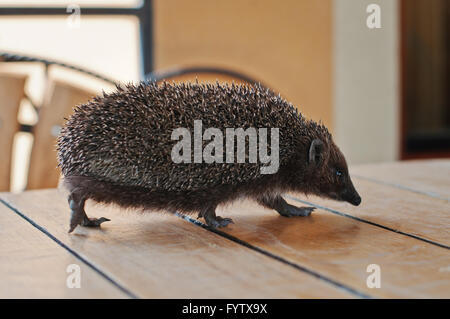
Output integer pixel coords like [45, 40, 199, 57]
[309, 139, 325, 167]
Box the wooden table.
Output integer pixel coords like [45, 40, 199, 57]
[1, 160, 449, 298]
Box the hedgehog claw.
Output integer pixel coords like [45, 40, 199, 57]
[68, 197, 86, 233]
[68, 222, 79, 233]
[279, 205, 315, 217]
[205, 216, 234, 228]
[81, 217, 111, 227]
[69, 210, 84, 233]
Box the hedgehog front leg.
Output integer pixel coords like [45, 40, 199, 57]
[68, 191, 110, 233]
[199, 205, 234, 228]
[257, 194, 315, 217]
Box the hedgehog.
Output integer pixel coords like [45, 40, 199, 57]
[57, 81, 361, 233]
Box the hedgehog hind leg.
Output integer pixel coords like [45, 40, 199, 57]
[68, 188, 110, 233]
[199, 205, 234, 228]
[257, 194, 315, 217]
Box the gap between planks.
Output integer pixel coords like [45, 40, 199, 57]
[0, 198, 138, 299]
[1, 161, 447, 298]
[350, 160, 450, 202]
[286, 196, 449, 250]
[283, 167, 450, 249]
[0, 192, 357, 298]
[175, 213, 372, 299]
[352, 175, 449, 202]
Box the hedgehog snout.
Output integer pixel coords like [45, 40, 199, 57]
[341, 183, 361, 206]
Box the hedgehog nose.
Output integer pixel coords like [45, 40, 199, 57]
[351, 195, 361, 206]
[343, 189, 361, 206]
[345, 181, 361, 206]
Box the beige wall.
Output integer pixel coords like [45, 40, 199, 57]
[155, 0, 401, 165]
[333, 0, 400, 164]
[154, 0, 334, 130]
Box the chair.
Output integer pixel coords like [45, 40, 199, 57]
[0, 72, 27, 191]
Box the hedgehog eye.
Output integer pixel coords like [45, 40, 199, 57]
[336, 169, 343, 177]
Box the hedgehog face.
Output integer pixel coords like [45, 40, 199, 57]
[308, 139, 361, 206]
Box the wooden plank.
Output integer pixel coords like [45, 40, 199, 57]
[211, 198, 450, 298]
[289, 178, 450, 247]
[351, 160, 450, 201]
[0, 190, 352, 298]
[0, 72, 26, 191]
[0, 202, 127, 298]
[27, 80, 96, 190]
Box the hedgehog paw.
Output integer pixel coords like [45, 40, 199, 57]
[81, 216, 111, 228]
[205, 216, 234, 228]
[278, 205, 315, 217]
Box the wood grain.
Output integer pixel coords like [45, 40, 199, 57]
[0, 202, 127, 298]
[0, 190, 352, 299]
[211, 197, 450, 298]
[290, 178, 450, 247]
[27, 80, 96, 190]
[2, 161, 448, 298]
[351, 160, 450, 201]
[0, 72, 26, 191]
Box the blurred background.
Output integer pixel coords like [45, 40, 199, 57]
[0, 0, 448, 193]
